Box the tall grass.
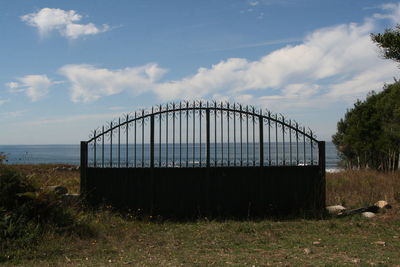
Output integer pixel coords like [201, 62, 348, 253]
[326, 169, 400, 208]
[0, 165, 94, 262]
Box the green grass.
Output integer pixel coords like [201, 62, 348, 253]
[1, 165, 400, 266]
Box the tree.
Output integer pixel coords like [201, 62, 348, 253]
[371, 24, 400, 62]
[333, 25, 400, 171]
[332, 83, 400, 171]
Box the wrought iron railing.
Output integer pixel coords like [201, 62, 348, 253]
[83, 101, 320, 168]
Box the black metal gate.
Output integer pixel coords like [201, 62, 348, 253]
[81, 101, 325, 218]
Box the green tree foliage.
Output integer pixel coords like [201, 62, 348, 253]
[332, 82, 400, 171]
[371, 24, 400, 62]
[333, 25, 400, 171]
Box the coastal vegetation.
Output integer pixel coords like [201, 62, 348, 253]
[332, 25, 400, 171]
[0, 164, 399, 266]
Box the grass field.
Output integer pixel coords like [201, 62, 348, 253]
[1, 165, 400, 266]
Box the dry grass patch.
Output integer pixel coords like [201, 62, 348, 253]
[326, 169, 400, 208]
[6, 164, 80, 194]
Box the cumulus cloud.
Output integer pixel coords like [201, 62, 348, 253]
[21, 8, 109, 39]
[151, 18, 396, 105]
[6, 75, 53, 102]
[49, 3, 398, 110]
[59, 64, 167, 102]
[373, 3, 400, 24]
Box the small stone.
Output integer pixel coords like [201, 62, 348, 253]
[352, 258, 360, 263]
[373, 241, 386, 246]
[361, 212, 376, 218]
[303, 248, 311, 255]
[326, 205, 346, 215]
[374, 200, 388, 209]
[312, 241, 321, 246]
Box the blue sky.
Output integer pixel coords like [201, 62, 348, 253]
[1, 0, 399, 144]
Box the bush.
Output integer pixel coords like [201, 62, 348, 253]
[0, 166, 94, 255]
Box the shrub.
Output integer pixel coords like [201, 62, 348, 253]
[0, 166, 94, 255]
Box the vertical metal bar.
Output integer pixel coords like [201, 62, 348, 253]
[214, 102, 217, 166]
[282, 116, 285, 166]
[227, 102, 230, 167]
[233, 103, 236, 166]
[192, 101, 196, 167]
[102, 126, 104, 168]
[296, 123, 299, 165]
[80, 141, 88, 195]
[252, 107, 255, 166]
[206, 107, 210, 168]
[93, 130, 97, 168]
[159, 105, 162, 167]
[126, 115, 129, 168]
[240, 105, 243, 166]
[150, 114, 154, 168]
[110, 121, 113, 168]
[259, 112, 264, 167]
[173, 103, 175, 167]
[318, 141, 326, 210]
[180, 102, 182, 167]
[142, 110, 144, 168]
[118, 118, 121, 168]
[275, 115, 278, 165]
[310, 131, 313, 166]
[199, 101, 202, 167]
[221, 102, 223, 166]
[289, 120, 292, 165]
[134, 113, 137, 167]
[186, 101, 189, 167]
[166, 104, 169, 167]
[303, 127, 306, 165]
[268, 113, 271, 166]
[246, 106, 249, 166]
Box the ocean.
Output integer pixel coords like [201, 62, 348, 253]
[0, 142, 340, 170]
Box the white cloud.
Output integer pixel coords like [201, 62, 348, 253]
[39, 3, 400, 111]
[7, 75, 53, 102]
[59, 64, 167, 102]
[373, 3, 400, 24]
[249, 1, 259, 6]
[5, 82, 19, 89]
[150, 18, 396, 105]
[21, 8, 109, 39]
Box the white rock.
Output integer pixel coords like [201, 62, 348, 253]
[326, 205, 346, 215]
[374, 200, 388, 209]
[361, 212, 376, 218]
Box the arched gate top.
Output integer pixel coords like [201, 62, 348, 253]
[87, 101, 318, 143]
[84, 100, 321, 168]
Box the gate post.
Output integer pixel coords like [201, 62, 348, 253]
[80, 141, 88, 195]
[259, 115, 264, 167]
[318, 141, 326, 211]
[206, 109, 210, 168]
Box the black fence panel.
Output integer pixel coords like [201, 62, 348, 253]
[85, 166, 324, 218]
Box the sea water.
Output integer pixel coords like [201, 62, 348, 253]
[0, 142, 340, 171]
